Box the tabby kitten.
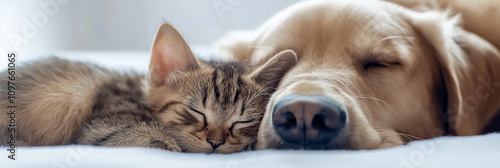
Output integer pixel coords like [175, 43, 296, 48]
[0, 23, 297, 153]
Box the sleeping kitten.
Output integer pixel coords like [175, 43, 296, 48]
[0, 23, 297, 153]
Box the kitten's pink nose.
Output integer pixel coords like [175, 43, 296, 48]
[207, 139, 224, 149]
[207, 129, 225, 149]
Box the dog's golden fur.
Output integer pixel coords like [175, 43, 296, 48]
[213, 0, 500, 149]
[388, 0, 500, 49]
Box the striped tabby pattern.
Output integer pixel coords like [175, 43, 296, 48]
[0, 23, 297, 154]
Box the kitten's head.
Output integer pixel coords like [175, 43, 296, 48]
[145, 23, 297, 153]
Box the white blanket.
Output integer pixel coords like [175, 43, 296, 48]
[1, 133, 499, 168]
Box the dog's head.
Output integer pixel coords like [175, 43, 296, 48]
[229, 0, 500, 150]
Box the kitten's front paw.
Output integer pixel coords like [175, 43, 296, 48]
[150, 139, 181, 152]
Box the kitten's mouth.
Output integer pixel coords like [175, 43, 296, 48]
[210, 148, 230, 154]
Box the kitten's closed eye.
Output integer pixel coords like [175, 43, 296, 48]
[188, 106, 207, 129]
[229, 119, 255, 137]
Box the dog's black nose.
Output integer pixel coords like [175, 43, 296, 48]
[272, 95, 346, 147]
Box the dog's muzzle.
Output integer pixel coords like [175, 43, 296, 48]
[272, 95, 347, 149]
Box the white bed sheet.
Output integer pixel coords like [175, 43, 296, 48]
[1, 133, 499, 168]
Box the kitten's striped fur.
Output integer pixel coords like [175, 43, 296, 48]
[150, 61, 268, 153]
[0, 24, 297, 153]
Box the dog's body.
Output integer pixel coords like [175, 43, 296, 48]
[214, 0, 500, 150]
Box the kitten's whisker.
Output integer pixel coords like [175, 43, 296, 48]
[244, 88, 270, 108]
[244, 87, 272, 109]
[246, 93, 272, 108]
[243, 78, 280, 108]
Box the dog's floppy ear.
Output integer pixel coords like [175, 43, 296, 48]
[404, 10, 500, 135]
[248, 49, 298, 89]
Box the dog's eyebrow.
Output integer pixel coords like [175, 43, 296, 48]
[377, 36, 415, 43]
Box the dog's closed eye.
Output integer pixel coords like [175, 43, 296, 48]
[363, 61, 401, 71]
[359, 48, 402, 71]
[363, 61, 389, 70]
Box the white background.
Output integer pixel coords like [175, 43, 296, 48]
[1, 0, 301, 54]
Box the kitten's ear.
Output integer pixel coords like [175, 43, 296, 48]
[149, 23, 201, 86]
[249, 49, 297, 88]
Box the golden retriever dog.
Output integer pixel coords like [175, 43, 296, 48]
[213, 0, 500, 150]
